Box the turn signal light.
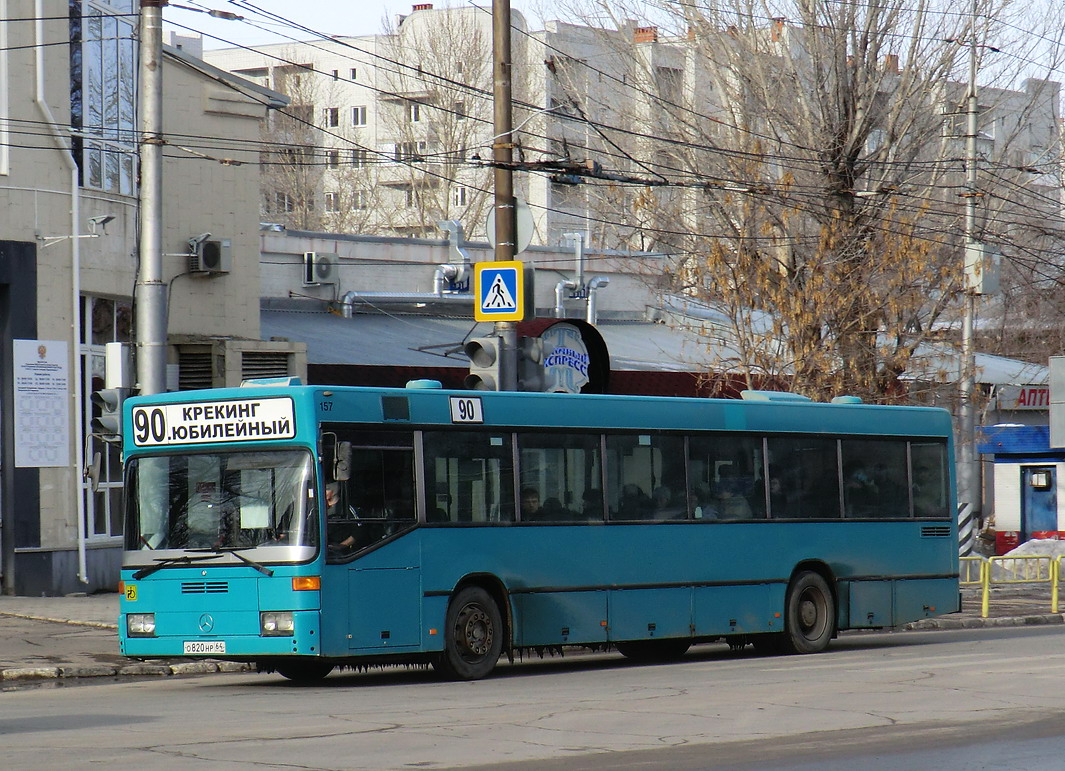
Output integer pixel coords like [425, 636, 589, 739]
[292, 576, 321, 591]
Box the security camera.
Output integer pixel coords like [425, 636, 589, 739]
[87, 214, 116, 235]
[188, 233, 212, 248]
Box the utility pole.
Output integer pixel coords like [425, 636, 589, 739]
[492, 0, 518, 390]
[957, 0, 981, 555]
[136, 1, 168, 395]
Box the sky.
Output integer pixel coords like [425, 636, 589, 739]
[166, 1, 557, 51]
[165, 1, 416, 49]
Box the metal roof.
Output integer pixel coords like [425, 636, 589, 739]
[261, 307, 1046, 385]
[260, 308, 718, 371]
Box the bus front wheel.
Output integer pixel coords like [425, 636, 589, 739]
[782, 571, 835, 654]
[435, 586, 503, 681]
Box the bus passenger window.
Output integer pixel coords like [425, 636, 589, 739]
[688, 435, 764, 521]
[326, 430, 415, 558]
[607, 434, 686, 521]
[767, 437, 840, 519]
[841, 440, 908, 518]
[518, 433, 601, 523]
[422, 432, 515, 524]
[911, 442, 949, 518]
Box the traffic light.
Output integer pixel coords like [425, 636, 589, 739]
[91, 387, 129, 437]
[463, 336, 502, 391]
[518, 336, 545, 392]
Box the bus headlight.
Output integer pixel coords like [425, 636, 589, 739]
[127, 613, 156, 637]
[260, 611, 295, 637]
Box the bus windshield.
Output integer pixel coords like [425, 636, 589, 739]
[124, 449, 317, 561]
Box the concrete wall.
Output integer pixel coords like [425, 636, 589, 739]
[259, 229, 666, 320]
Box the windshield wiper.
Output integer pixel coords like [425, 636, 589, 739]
[132, 554, 219, 580]
[187, 547, 274, 577]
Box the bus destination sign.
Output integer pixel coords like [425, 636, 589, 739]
[130, 397, 296, 447]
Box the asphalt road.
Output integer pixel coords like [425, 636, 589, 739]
[4, 625, 1065, 770]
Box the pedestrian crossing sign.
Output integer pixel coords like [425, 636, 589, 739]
[474, 261, 526, 322]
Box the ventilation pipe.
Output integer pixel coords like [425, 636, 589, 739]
[554, 279, 578, 318]
[434, 220, 471, 296]
[586, 276, 610, 324]
[339, 290, 471, 318]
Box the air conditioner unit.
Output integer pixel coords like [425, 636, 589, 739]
[189, 238, 232, 275]
[304, 252, 338, 285]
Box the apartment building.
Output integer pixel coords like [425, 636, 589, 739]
[205, 4, 1061, 261]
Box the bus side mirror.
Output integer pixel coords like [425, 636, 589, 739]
[84, 451, 102, 493]
[334, 442, 352, 482]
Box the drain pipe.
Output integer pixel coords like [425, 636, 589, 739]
[586, 276, 610, 324]
[35, 0, 88, 586]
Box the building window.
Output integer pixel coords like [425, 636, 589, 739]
[409, 101, 421, 123]
[395, 141, 424, 162]
[72, 0, 138, 195]
[331, 68, 338, 80]
[353, 190, 368, 210]
[327, 150, 340, 169]
[81, 295, 133, 540]
[452, 186, 467, 207]
[453, 101, 466, 121]
[404, 187, 415, 207]
[325, 192, 340, 212]
[350, 67, 357, 80]
[276, 192, 294, 213]
[352, 148, 369, 167]
[352, 105, 367, 126]
[324, 107, 340, 127]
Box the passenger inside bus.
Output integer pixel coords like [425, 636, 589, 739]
[520, 486, 542, 520]
[617, 484, 653, 519]
[710, 468, 754, 520]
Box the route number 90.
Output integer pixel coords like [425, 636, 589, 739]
[449, 396, 484, 424]
[132, 407, 167, 445]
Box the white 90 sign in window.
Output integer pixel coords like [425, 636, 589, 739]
[449, 396, 484, 424]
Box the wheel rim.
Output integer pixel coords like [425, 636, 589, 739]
[797, 586, 828, 640]
[455, 602, 494, 661]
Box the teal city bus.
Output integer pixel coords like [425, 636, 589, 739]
[118, 381, 959, 681]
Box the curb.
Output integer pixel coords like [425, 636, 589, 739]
[1, 660, 255, 682]
[906, 613, 1065, 630]
[0, 610, 118, 631]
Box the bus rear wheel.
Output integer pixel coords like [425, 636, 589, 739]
[275, 661, 335, 683]
[435, 586, 503, 681]
[616, 638, 691, 663]
[782, 571, 835, 654]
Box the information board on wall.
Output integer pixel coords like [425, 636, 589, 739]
[13, 339, 70, 467]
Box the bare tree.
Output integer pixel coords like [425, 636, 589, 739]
[554, 0, 1065, 400]
[260, 60, 327, 230]
[372, 8, 501, 237]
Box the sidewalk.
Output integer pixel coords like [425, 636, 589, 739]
[0, 593, 252, 682]
[0, 586, 1061, 683]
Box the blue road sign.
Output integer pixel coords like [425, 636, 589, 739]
[474, 261, 525, 322]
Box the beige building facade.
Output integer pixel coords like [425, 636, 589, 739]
[0, 1, 303, 595]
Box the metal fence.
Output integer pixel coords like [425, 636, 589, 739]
[962, 555, 1064, 618]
